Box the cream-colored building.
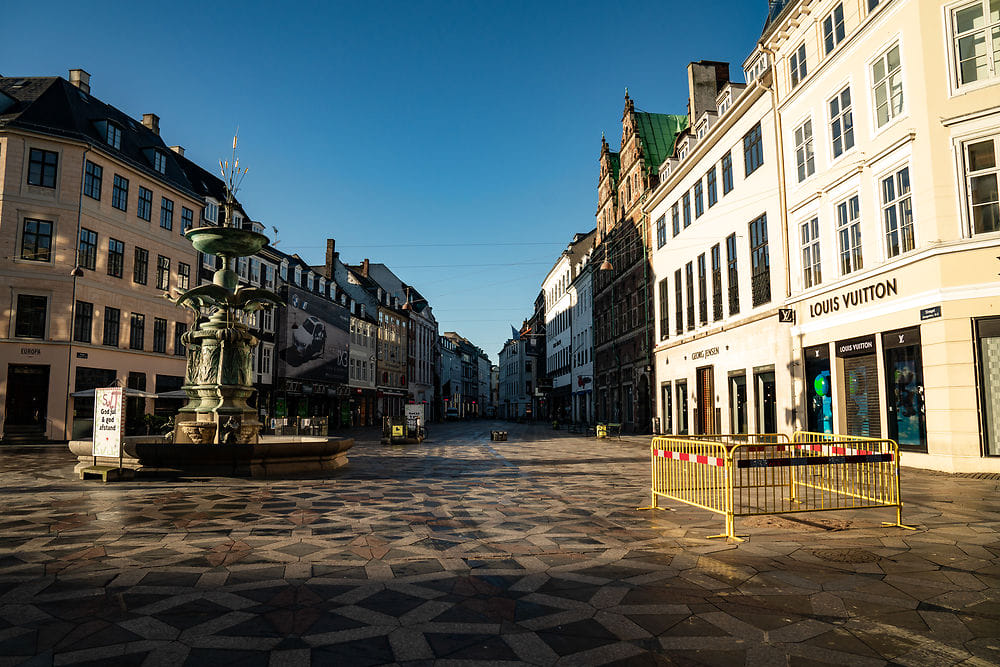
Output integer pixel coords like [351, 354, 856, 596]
[755, 0, 999, 472]
[0, 71, 203, 442]
[646, 60, 792, 437]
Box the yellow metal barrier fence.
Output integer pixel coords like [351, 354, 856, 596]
[641, 433, 915, 540]
[678, 433, 789, 446]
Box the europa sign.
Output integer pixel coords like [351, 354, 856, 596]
[808, 278, 899, 319]
[93, 387, 124, 458]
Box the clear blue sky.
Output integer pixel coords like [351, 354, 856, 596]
[4, 0, 769, 361]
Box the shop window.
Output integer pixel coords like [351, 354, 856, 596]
[676, 381, 689, 435]
[883, 328, 927, 451]
[754, 368, 777, 434]
[729, 372, 748, 434]
[838, 335, 881, 437]
[976, 317, 1000, 455]
[805, 345, 833, 434]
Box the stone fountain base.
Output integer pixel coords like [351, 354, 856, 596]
[68, 435, 353, 479]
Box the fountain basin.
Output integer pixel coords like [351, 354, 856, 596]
[185, 227, 270, 257]
[69, 435, 353, 479]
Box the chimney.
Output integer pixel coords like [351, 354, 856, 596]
[169, 145, 184, 156]
[325, 239, 336, 279]
[362, 258, 369, 277]
[68, 69, 90, 94]
[142, 113, 160, 135]
[687, 61, 730, 123]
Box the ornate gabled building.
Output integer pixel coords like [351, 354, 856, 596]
[593, 92, 687, 433]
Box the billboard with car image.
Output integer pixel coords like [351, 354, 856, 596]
[278, 284, 350, 384]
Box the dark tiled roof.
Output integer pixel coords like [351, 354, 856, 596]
[634, 112, 688, 174]
[0, 75, 199, 198]
[762, 0, 795, 37]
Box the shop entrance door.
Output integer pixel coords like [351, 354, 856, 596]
[754, 368, 777, 434]
[729, 372, 748, 433]
[883, 328, 926, 451]
[4, 364, 50, 441]
[696, 366, 714, 434]
[837, 334, 881, 438]
[660, 382, 672, 435]
[976, 317, 1000, 456]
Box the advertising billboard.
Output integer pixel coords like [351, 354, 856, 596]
[278, 285, 350, 384]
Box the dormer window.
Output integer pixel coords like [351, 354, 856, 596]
[318, 277, 326, 293]
[280, 262, 288, 281]
[106, 122, 122, 150]
[697, 120, 708, 139]
[718, 94, 732, 115]
[678, 146, 688, 161]
[151, 150, 167, 174]
[204, 201, 218, 223]
[294, 266, 302, 285]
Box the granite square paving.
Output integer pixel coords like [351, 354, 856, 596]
[0, 422, 998, 666]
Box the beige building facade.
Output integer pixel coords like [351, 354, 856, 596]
[1, 72, 202, 442]
[759, 0, 1000, 472]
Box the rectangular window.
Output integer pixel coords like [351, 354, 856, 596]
[181, 206, 194, 233]
[129, 313, 145, 350]
[953, 0, 1000, 87]
[134, 247, 149, 285]
[106, 123, 122, 149]
[837, 194, 863, 274]
[694, 181, 704, 218]
[872, 44, 903, 128]
[153, 317, 167, 353]
[682, 191, 692, 228]
[656, 214, 667, 249]
[966, 137, 1000, 234]
[83, 160, 102, 200]
[112, 174, 128, 211]
[711, 244, 723, 321]
[103, 307, 120, 346]
[830, 86, 854, 158]
[790, 42, 807, 87]
[672, 202, 681, 236]
[107, 238, 124, 278]
[801, 217, 822, 288]
[658, 277, 669, 340]
[14, 294, 48, 338]
[706, 167, 718, 207]
[698, 253, 708, 324]
[160, 197, 174, 230]
[794, 119, 815, 182]
[27, 148, 57, 188]
[721, 151, 734, 194]
[20, 219, 52, 262]
[15, 294, 47, 338]
[743, 122, 764, 176]
[137, 186, 152, 221]
[174, 322, 187, 356]
[882, 166, 914, 256]
[823, 3, 846, 54]
[73, 301, 93, 343]
[676, 381, 689, 435]
[78, 228, 98, 271]
[156, 255, 170, 290]
[749, 214, 771, 307]
[178, 262, 190, 289]
[685, 261, 695, 331]
[152, 151, 167, 174]
[675, 268, 684, 335]
[727, 233, 740, 315]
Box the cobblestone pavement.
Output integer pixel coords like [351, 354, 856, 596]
[1, 423, 999, 666]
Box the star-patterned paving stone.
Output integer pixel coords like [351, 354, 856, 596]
[1, 422, 999, 666]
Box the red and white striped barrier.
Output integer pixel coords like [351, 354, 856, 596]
[654, 449, 726, 467]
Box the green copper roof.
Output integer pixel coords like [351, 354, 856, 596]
[634, 112, 688, 175]
[608, 151, 620, 182]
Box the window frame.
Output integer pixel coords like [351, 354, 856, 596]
[103, 307, 121, 347]
[794, 118, 816, 183]
[156, 255, 171, 291]
[881, 165, 915, 257]
[963, 135, 1000, 235]
[726, 233, 740, 315]
[78, 228, 98, 271]
[749, 214, 771, 307]
[871, 42, 904, 130]
[27, 148, 58, 188]
[133, 247, 149, 285]
[153, 317, 168, 354]
[107, 238, 125, 278]
[656, 214, 667, 249]
[800, 217, 822, 289]
[160, 197, 174, 231]
[112, 174, 129, 211]
[20, 218, 53, 263]
[836, 194, 864, 275]
[14, 293, 48, 339]
[829, 85, 855, 160]
[948, 0, 1000, 92]
[706, 166, 718, 207]
[129, 312, 145, 351]
[74, 300, 93, 343]
[790, 42, 807, 88]
[137, 186, 153, 221]
[823, 2, 846, 55]
[722, 151, 734, 194]
[743, 122, 764, 176]
[83, 160, 102, 200]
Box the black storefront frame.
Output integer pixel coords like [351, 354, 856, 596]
[882, 326, 927, 453]
[974, 316, 1000, 457]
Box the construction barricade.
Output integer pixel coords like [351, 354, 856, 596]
[641, 432, 914, 541]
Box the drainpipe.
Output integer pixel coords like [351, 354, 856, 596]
[63, 146, 89, 442]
